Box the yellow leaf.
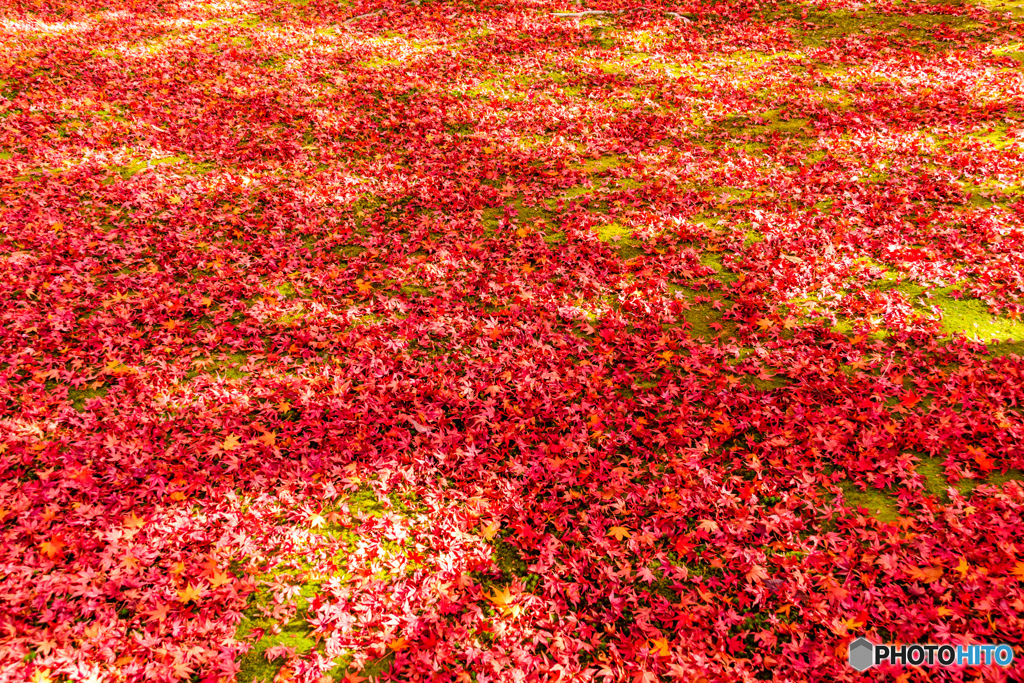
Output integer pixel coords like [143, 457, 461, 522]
[608, 526, 631, 541]
[222, 434, 241, 451]
[937, 606, 954, 617]
[177, 583, 202, 603]
[956, 557, 969, 577]
[487, 585, 521, 617]
[1012, 561, 1024, 580]
[388, 637, 408, 651]
[256, 431, 277, 447]
[103, 359, 134, 376]
[489, 585, 512, 608]
[309, 513, 326, 529]
[210, 570, 232, 589]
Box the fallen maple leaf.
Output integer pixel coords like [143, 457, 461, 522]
[209, 570, 233, 589]
[177, 583, 202, 603]
[697, 520, 719, 534]
[650, 638, 671, 657]
[608, 526, 631, 541]
[746, 565, 769, 584]
[487, 585, 521, 617]
[146, 603, 171, 622]
[480, 521, 500, 540]
[39, 539, 64, 559]
[907, 566, 943, 583]
[123, 513, 146, 530]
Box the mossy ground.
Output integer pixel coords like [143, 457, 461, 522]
[233, 486, 436, 681]
[838, 457, 1024, 523]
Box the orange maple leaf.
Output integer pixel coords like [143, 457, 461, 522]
[608, 526, 631, 541]
[488, 585, 521, 617]
[39, 539, 64, 559]
[177, 583, 202, 603]
[210, 570, 233, 589]
[123, 512, 145, 530]
[907, 565, 943, 583]
[650, 638, 671, 657]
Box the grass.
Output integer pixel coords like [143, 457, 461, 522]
[236, 617, 319, 682]
[67, 385, 109, 411]
[233, 486, 430, 682]
[113, 156, 186, 180]
[839, 456, 1024, 523]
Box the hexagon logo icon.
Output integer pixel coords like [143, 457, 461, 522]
[848, 637, 875, 672]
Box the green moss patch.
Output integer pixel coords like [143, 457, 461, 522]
[938, 296, 1024, 342]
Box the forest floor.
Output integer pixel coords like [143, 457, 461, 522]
[3, 0, 1024, 680]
